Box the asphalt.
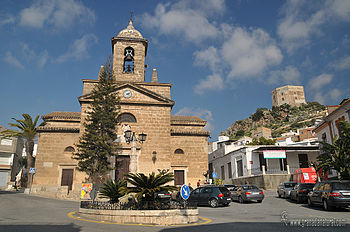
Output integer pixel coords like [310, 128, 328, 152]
[0, 190, 349, 232]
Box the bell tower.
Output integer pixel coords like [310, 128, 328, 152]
[112, 19, 148, 82]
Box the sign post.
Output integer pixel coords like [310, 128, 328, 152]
[29, 168, 36, 194]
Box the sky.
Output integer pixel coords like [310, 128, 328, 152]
[0, 0, 349, 141]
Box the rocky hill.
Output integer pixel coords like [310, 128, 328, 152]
[221, 102, 326, 139]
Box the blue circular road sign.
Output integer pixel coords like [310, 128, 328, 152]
[180, 184, 190, 200]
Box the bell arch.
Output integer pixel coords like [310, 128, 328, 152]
[123, 47, 134, 73]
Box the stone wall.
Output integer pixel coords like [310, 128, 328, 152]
[79, 208, 199, 226]
[231, 174, 293, 190]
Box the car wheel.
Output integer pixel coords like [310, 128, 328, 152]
[323, 199, 334, 211]
[307, 198, 313, 207]
[239, 196, 244, 204]
[223, 203, 229, 207]
[209, 198, 218, 208]
[257, 200, 262, 203]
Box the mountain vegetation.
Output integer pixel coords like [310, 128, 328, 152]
[221, 102, 326, 140]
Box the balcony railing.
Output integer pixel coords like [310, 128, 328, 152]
[250, 166, 300, 176]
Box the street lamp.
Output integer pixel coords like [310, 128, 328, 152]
[124, 130, 147, 144]
[123, 129, 147, 173]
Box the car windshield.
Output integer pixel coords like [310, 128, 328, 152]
[219, 187, 230, 193]
[332, 182, 350, 190]
[242, 186, 259, 190]
[284, 183, 296, 188]
[300, 184, 314, 189]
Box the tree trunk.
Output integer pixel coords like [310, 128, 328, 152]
[25, 140, 35, 187]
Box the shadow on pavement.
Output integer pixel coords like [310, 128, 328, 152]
[0, 223, 81, 232]
[160, 222, 350, 232]
[0, 190, 22, 195]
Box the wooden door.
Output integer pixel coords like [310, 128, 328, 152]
[115, 155, 130, 180]
[61, 169, 73, 191]
[174, 170, 184, 186]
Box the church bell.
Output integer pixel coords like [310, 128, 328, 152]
[125, 53, 133, 62]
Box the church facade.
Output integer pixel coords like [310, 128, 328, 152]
[32, 20, 209, 199]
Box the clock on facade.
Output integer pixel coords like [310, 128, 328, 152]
[123, 90, 132, 98]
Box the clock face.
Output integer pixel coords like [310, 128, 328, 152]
[123, 90, 132, 98]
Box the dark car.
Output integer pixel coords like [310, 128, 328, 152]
[171, 186, 194, 202]
[277, 182, 297, 198]
[290, 183, 315, 203]
[231, 185, 264, 203]
[188, 186, 232, 208]
[154, 190, 172, 203]
[307, 180, 350, 210]
[224, 184, 237, 191]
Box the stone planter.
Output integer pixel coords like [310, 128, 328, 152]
[78, 207, 199, 226]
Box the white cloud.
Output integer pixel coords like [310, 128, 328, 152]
[331, 56, 350, 70]
[313, 88, 342, 104]
[326, 0, 350, 21]
[37, 50, 49, 68]
[194, 74, 224, 95]
[268, 66, 301, 85]
[194, 46, 219, 71]
[141, 0, 223, 42]
[307, 73, 342, 104]
[21, 43, 50, 68]
[308, 73, 333, 90]
[329, 88, 342, 100]
[3, 52, 24, 69]
[277, 0, 350, 53]
[56, 34, 97, 63]
[0, 15, 15, 26]
[175, 107, 214, 131]
[222, 27, 283, 79]
[19, 0, 95, 30]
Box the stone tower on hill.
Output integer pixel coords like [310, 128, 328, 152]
[271, 85, 306, 107]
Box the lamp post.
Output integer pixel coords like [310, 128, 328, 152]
[123, 129, 147, 173]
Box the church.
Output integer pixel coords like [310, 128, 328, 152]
[32, 20, 209, 199]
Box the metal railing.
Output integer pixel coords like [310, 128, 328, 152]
[80, 200, 197, 210]
[250, 166, 300, 175]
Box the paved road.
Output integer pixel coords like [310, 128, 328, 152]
[0, 190, 349, 232]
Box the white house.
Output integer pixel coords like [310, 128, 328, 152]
[208, 136, 319, 189]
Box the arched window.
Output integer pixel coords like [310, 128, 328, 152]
[64, 146, 75, 153]
[174, 149, 184, 154]
[117, 113, 137, 123]
[123, 47, 134, 73]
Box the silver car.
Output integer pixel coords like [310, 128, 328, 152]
[231, 185, 264, 203]
[277, 182, 297, 198]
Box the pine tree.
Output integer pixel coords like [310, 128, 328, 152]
[73, 59, 120, 184]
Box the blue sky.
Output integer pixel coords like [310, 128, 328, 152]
[1, 0, 349, 141]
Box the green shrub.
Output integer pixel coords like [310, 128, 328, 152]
[99, 179, 126, 203]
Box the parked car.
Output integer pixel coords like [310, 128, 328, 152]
[290, 183, 315, 203]
[277, 182, 297, 198]
[307, 180, 350, 211]
[171, 185, 194, 202]
[231, 185, 264, 203]
[224, 184, 237, 195]
[188, 186, 232, 208]
[154, 190, 172, 203]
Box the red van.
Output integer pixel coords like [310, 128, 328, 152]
[293, 167, 317, 184]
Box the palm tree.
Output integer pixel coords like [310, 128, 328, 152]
[99, 179, 126, 203]
[1, 113, 44, 186]
[124, 171, 178, 206]
[317, 121, 350, 180]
